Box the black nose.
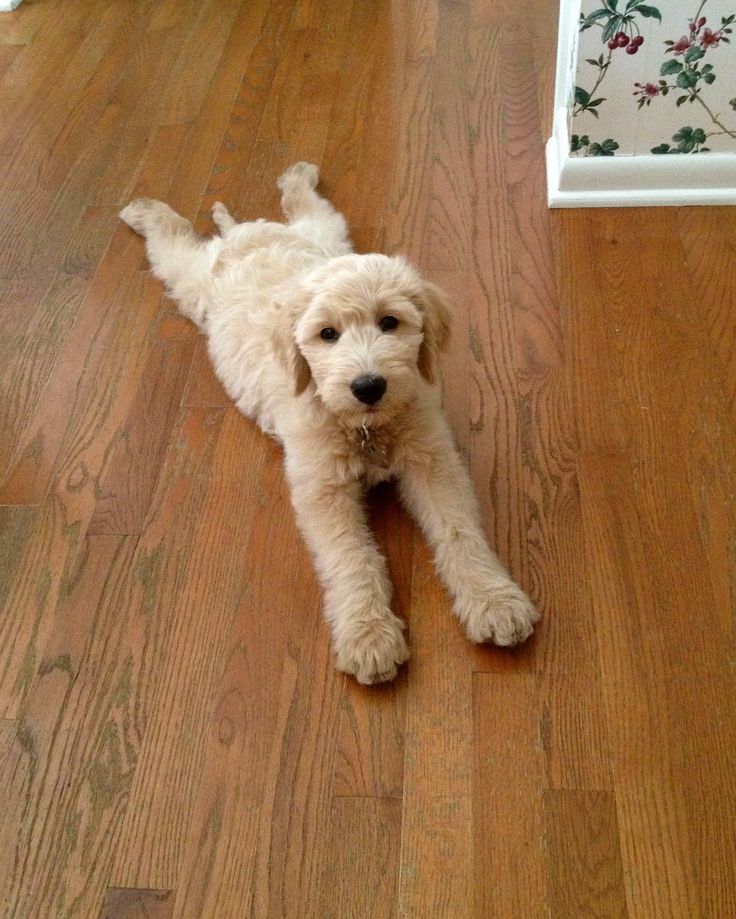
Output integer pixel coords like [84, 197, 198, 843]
[350, 374, 387, 405]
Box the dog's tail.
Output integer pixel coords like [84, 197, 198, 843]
[120, 198, 211, 328]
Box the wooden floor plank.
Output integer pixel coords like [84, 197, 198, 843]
[0, 0, 53, 46]
[0, 534, 139, 918]
[0, 257, 163, 720]
[88, 336, 195, 535]
[383, 0, 438, 264]
[320, 1, 399, 234]
[317, 797, 402, 919]
[473, 673, 547, 918]
[0, 505, 37, 610]
[0, 205, 122, 498]
[164, 448, 305, 916]
[110, 409, 265, 891]
[100, 888, 174, 919]
[545, 790, 627, 919]
[398, 542, 475, 918]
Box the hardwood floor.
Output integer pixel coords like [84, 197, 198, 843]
[1, 1, 735, 916]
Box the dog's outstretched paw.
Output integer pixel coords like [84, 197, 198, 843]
[277, 161, 319, 191]
[120, 198, 159, 234]
[463, 583, 539, 647]
[120, 198, 189, 236]
[335, 614, 409, 685]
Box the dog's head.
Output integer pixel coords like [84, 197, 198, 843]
[275, 254, 450, 427]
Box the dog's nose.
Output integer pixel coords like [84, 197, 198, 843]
[350, 374, 387, 405]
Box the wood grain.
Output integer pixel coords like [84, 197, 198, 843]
[318, 797, 402, 919]
[545, 790, 627, 918]
[473, 673, 547, 919]
[2, 1, 736, 916]
[88, 336, 195, 535]
[398, 542, 475, 918]
[100, 888, 174, 919]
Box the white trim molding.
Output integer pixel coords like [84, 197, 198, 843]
[0, 0, 24, 10]
[547, 107, 736, 207]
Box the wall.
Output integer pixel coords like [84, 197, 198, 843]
[572, 0, 736, 156]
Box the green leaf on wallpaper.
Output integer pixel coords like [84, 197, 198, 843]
[588, 138, 619, 156]
[651, 143, 673, 154]
[673, 126, 706, 152]
[660, 60, 682, 76]
[703, 71, 716, 84]
[676, 94, 689, 106]
[676, 70, 698, 89]
[575, 87, 591, 105]
[602, 17, 620, 43]
[607, 0, 619, 11]
[580, 9, 610, 29]
[635, 4, 661, 20]
[684, 45, 705, 63]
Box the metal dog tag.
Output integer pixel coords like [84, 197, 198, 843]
[360, 424, 389, 468]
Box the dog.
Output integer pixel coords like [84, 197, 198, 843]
[120, 163, 539, 684]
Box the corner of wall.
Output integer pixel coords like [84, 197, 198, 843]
[547, 0, 736, 208]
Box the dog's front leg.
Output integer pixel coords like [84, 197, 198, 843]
[286, 470, 409, 684]
[399, 423, 539, 646]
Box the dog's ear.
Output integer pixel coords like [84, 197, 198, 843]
[414, 280, 452, 383]
[273, 298, 312, 396]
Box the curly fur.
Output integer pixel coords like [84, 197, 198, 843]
[120, 163, 539, 684]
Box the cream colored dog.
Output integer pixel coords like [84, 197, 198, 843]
[120, 163, 539, 684]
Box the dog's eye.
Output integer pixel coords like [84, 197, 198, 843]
[379, 316, 399, 332]
[320, 327, 339, 342]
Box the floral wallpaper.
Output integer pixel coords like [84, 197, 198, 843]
[572, 0, 736, 155]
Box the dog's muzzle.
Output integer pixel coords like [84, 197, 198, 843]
[350, 374, 387, 405]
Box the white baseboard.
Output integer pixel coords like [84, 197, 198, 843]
[546, 107, 736, 207]
[0, 0, 23, 10]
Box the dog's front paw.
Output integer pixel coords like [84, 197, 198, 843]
[334, 614, 409, 685]
[463, 582, 539, 647]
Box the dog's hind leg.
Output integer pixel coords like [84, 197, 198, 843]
[212, 201, 237, 235]
[277, 162, 351, 255]
[120, 198, 212, 327]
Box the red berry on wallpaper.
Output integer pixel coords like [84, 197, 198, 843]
[634, 35, 644, 46]
[608, 39, 618, 49]
[626, 44, 638, 54]
[617, 33, 630, 47]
